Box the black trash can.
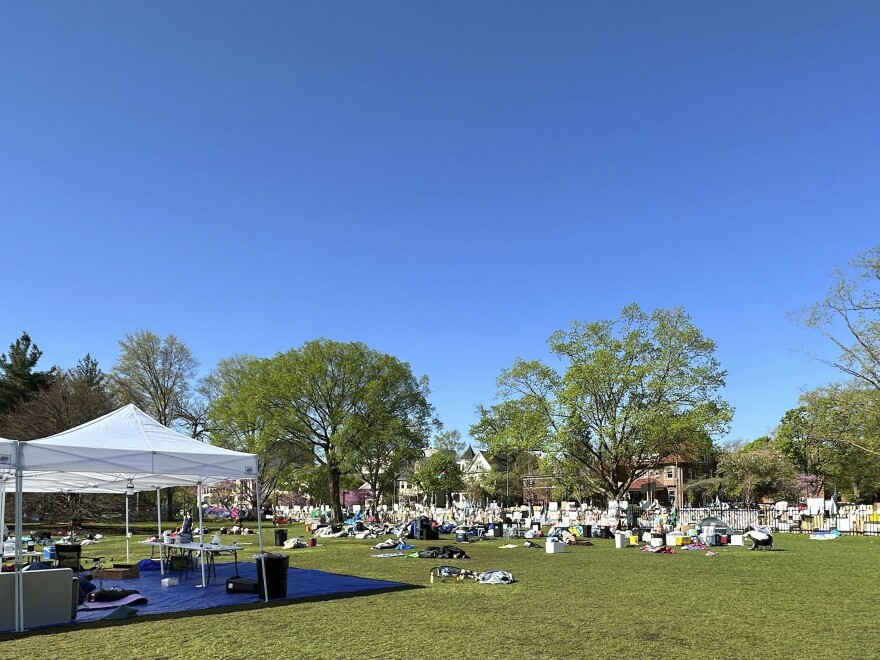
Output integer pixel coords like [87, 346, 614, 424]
[582, 524, 592, 539]
[600, 525, 611, 539]
[274, 529, 288, 546]
[256, 554, 290, 599]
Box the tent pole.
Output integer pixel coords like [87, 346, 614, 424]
[125, 489, 131, 563]
[157, 487, 164, 576]
[14, 442, 24, 632]
[1, 479, 6, 544]
[255, 472, 268, 603]
[197, 482, 206, 588]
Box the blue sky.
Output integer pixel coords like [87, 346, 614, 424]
[2, 2, 877, 445]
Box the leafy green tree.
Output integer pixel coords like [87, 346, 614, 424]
[432, 429, 467, 457]
[0, 332, 55, 414]
[473, 305, 731, 501]
[774, 407, 832, 496]
[478, 451, 539, 506]
[783, 384, 880, 502]
[412, 449, 464, 506]
[206, 355, 301, 510]
[243, 339, 435, 521]
[718, 441, 796, 505]
[802, 245, 880, 390]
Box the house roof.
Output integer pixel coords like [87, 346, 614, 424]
[628, 477, 668, 492]
[461, 445, 476, 461]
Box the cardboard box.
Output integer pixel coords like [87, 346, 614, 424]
[112, 563, 139, 579]
[94, 567, 131, 580]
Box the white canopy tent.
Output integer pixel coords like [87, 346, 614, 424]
[3, 405, 266, 632]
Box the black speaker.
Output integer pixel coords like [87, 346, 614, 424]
[226, 577, 258, 594]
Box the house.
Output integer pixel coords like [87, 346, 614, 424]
[626, 455, 715, 508]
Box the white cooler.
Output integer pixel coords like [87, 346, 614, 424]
[545, 540, 565, 554]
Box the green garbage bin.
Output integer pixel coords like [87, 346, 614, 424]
[256, 554, 289, 599]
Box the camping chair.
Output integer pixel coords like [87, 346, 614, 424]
[54, 544, 102, 572]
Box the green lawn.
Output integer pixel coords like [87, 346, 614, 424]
[3, 525, 879, 659]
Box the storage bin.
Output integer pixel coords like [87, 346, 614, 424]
[256, 554, 289, 599]
[545, 541, 565, 554]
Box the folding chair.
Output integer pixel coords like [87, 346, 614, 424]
[54, 544, 102, 572]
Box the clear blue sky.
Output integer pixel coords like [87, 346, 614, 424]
[2, 2, 878, 445]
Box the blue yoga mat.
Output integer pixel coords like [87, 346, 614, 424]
[72, 561, 409, 626]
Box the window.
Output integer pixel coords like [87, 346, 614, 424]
[666, 468, 674, 480]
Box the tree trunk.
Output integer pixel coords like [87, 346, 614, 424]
[164, 487, 176, 522]
[328, 461, 343, 522]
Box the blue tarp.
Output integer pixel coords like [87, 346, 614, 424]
[70, 561, 410, 626]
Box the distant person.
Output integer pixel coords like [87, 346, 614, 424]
[180, 511, 193, 536]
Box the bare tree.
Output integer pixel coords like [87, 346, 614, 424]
[110, 331, 199, 518]
[802, 245, 880, 391]
[109, 331, 198, 426]
[0, 356, 119, 525]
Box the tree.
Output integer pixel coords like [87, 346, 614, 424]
[774, 407, 832, 497]
[110, 331, 199, 519]
[0, 355, 118, 525]
[412, 449, 464, 506]
[206, 355, 301, 511]
[802, 245, 880, 390]
[0, 355, 115, 440]
[109, 331, 199, 426]
[718, 441, 797, 505]
[780, 384, 880, 502]
[243, 339, 435, 521]
[433, 429, 467, 457]
[0, 332, 55, 414]
[473, 305, 732, 502]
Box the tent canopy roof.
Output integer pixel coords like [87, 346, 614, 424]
[10, 404, 257, 493]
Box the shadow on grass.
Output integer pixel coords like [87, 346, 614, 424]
[0, 582, 423, 639]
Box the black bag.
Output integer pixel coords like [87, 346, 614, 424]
[439, 545, 469, 559]
[88, 588, 140, 602]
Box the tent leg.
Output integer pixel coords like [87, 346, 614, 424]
[255, 472, 268, 603]
[14, 443, 24, 632]
[125, 491, 130, 563]
[197, 482, 207, 588]
[157, 487, 164, 576]
[0, 480, 6, 544]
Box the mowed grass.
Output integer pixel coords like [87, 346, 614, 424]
[3, 525, 879, 659]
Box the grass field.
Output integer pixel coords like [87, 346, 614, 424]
[3, 525, 879, 659]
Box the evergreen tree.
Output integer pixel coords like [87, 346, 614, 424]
[0, 332, 55, 414]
